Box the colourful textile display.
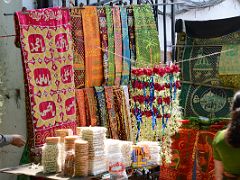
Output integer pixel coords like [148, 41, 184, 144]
[104, 86, 119, 139]
[83, 88, 99, 126]
[113, 87, 128, 140]
[112, 6, 122, 86]
[17, 7, 76, 148]
[121, 85, 133, 141]
[98, 8, 109, 85]
[127, 7, 136, 67]
[105, 6, 115, 86]
[81, 6, 103, 87]
[75, 89, 87, 126]
[133, 5, 160, 67]
[70, 8, 85, 89]
[160, 129, 199, 180]
[177, 32, 235, 119]
[120, 7, 131, 85]
[94, 86, 108, 128]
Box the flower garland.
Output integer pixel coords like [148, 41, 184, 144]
[130, 64, 182, 163]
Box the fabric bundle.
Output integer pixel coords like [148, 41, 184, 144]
[120, 7, 131, 85]
[104, 86, 119, 139]
[127, 7, 136, 67]
[105, 6, 115, 86]
[70, 8, 85, 89]
[113, 87, 128, 140]
[16, 7, 77, 149]
[133, 5, 160, 67]
[112, 6, 123, 86]
[94, 86, 108, 128]
[121, 86, 133, 141]
[98, 8, 109, 85]
[84, 88, 100, 126]
[81, 6, 104, 87]
[75, 89, 87, 126]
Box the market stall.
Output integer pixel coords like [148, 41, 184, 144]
[1, 1, 182, 179]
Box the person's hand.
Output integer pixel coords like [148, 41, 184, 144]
[10, 135, 26, 147]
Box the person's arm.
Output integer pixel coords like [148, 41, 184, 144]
[214, 160, 224, 180]
[0, 134, 25, 147]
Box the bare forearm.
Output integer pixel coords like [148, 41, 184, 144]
[0, 134, 13, 147]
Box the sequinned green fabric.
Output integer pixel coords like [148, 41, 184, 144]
[105, 6, 115, 85]
[133, 5, 160, 67]
[177, 33, 234, 119]
[219, 44, 240, 88]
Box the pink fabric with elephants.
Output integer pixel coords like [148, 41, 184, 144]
[17, 7, 76, 148]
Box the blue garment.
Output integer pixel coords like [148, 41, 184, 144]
[0, 134, 12, 147]
[120, 7, 131, 85]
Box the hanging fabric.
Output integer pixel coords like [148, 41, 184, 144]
[16, 7, 77, 148]
[121, 85, 133, 141]
[83, 88, 100, 126]
[76, 89, 87, 126]
[104, 86, 119, 139]
[70, 8, 85, 89]
[105, 6, 115, 86]
[160, 129, 199, 180]
[113, 87, 128, 140]
[195, 130, 216, 179]
[133, 5, 161, 67]
[177, 33, 234, 118]
[127, 7, 136, 68]
[94, 86, 108, 128]
[98, 8, 109, 85]
[219, 44, 240, 88]
[81, 6, 104, 87]
[120, 7, 131, 85]
[112, 6, 123, 86]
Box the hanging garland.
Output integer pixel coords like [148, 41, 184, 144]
[130, 64, 182, 163]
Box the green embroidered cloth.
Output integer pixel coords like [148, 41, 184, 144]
[105, 6, 115, 86]
[177, 33, 234, 119]
[219, 44, 240, 88]
[133, 5, 160, 67]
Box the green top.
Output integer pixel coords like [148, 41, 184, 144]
[213, 129, 240, 175]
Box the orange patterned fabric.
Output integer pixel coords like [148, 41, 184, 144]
[81, 6, 103, 88]
[104, 86, 119, 139]
[113, 87, 128, 140]
[112, 7, 122, 86]
[16, 8, 76, 148]
[70, 8, 85, 89]
[196, 130, 216, 180]
[75, 89, 87, 126]
[160, 128, 199, 180]
[83, 88, 99, 126]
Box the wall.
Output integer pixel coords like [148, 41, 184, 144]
[0, 1, 27, 180]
